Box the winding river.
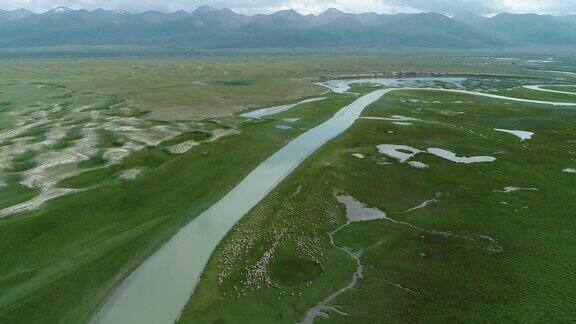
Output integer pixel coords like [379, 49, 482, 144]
[96, 78, 576, 324]
[240, 97, 327, 119]
[524, 85, 576, 96]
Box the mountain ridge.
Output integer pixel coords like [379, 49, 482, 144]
[1, 6, 575, 48]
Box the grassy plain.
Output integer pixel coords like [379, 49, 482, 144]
[0, 52, 574, 323]
[0, 89, 355, 322]
[0, 54, 528, 121]
[181, 84, 576, 322]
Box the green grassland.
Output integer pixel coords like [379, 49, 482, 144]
[0, 91, 356, 322]
[498, 87, 576, 103]
[0, 53, 575, 323]
[0, 54, 530, 121]
[181, 86, 576, 322]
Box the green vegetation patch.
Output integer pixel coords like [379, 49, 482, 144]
[543, 85, 576, 93]
[7, 151, 39, 173]
[0, 92, 352, 323]
[181, 86, 576, 323]
[214, 79, 255, 86]
[57, 168, 119, 189]
[77, 155, 107, 169]
[499, 87, 576, 103]
[123, 147, 173, 169]
[269, 245, 323, 287]
[0, 55, 573, 323]
[0, 184, 40, 210]
[13, 124, 49, 142]
[95, 129, 124, 149]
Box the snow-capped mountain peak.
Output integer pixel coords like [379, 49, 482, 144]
[47, 6, 73, 14]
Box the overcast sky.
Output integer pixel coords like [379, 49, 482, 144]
[1, 0, 575, 16]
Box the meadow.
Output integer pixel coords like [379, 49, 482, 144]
[0, 52, 530, 121]
[0, 52, 575, 323]
[0, 86, 359, 322]
[180, 79, 576, 322]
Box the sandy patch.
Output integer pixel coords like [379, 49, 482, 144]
[497, 186, 538, 193]
[210, 128, 240, 142]
[168, 140, 198, 155]
[167, 129, 239, 155]
[283, 118, 300, 123]
[124, 129, 179, 147]
[103, 148, 131, 163]
[119, 168, 143, 181]
[408, 161, 429, 169]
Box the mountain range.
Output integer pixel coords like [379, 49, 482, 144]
[1, 6, 576, 48]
